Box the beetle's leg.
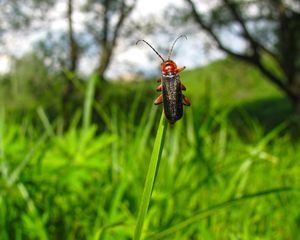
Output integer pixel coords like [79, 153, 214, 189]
[181, 83, 186, 90]
[157, 77, 162, 82]
[182, 95, 191, 106]
[176, 66, 186, 73]
[154, 94, 163, 105]
[156, 84, 163, 91]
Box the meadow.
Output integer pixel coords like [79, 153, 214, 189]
[0, 58, 299, 239]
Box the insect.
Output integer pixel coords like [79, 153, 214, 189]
[136, 35, 190, 124]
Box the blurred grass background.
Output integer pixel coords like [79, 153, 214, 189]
[1, 57, 299, 239]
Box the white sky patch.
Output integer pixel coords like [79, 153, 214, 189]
[107, 31, 224, 79]
[0, 55, 11, 73]
[134, 0, 185, 16]
[104, 0, 225, 78]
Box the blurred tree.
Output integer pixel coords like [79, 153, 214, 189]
[0, 0, 55, 46]
[184, 0, 300, 115]
[2, 52, 64, 111]
[82, 0, 137, 81]
[1, 0, 82, 120]
[67, 0, 78, 73]
[62, 0, 79, 117]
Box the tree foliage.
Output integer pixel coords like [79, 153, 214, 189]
[185, 0, 300, 114]
[82, 0, 137, 80]
[0, 0, 55, 42]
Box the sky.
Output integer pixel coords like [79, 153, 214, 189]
[110, 0, 225, 78]
[0, 0, 226, 79]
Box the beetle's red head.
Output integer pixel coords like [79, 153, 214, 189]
[161, 60, 177, 74]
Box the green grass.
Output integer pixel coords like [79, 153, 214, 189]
[0, 57, 299, 239]
[134, 112, 167, 240]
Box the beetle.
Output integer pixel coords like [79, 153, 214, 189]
[136, 35, 190, 124]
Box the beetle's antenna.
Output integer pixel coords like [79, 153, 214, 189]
[167, 35, 187, 60]
[136, 40, 165, 62]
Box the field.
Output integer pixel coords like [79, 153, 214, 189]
[0, 58, 299, 239]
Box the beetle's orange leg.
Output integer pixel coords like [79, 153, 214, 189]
[181, 84, 186, 90]
[154, 94, 163, 105]
[156, 84, 163, 91]
[157, 77, 162, 82]
[182, 95, 191, 106]
[176, 66, 186, 73]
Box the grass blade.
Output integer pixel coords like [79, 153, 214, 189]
[0, 108, 4, 158]
[83, 74, 97, 131]
[146, 187, 296, 239]
[8, 134, 47, 186]
[133, 111, 167, 240]
[37, 107, 54, 136]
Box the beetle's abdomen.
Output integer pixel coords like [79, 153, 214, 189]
[162, 73, 183, 124]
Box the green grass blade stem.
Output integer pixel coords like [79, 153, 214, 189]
[146, 187, 295, 239]
[133, 111, 167, 240]
[83, 74, 97, 130]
